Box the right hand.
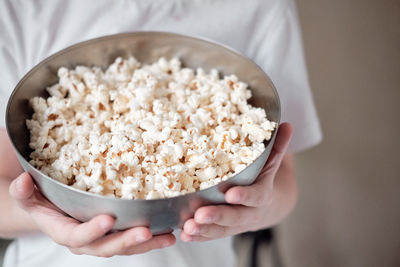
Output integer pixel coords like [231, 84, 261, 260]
[9, 172, 176, 257]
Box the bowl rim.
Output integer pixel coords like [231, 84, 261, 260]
[6, 31, 281, 203]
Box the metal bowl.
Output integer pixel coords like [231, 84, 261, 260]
[6, 32, 280, 234]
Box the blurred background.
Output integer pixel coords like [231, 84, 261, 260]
[277, 0, 400, 266]
[1, 0, 399, 266]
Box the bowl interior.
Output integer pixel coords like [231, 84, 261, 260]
[7, 32, 280, 163]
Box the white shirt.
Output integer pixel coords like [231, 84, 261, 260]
[0, 0, 322, 266]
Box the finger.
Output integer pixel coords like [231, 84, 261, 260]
[183, 219, 224, 238]
[9, 172, 35, 201]
[70, 227, 151, 256]
[263, 123, 293, 174]
[9, 173, 116, 248]
[70, 228, 175, 257]
[183, 218, 202, 235]
[183, 219, 244, 240]
[180, 231, 211, 242]
[82, 226, 152, 252]
[193, 224, 229, 239]
[123, 233, 176, 255]
[194, 205, 255, 227]
[51, 215, 115, 248]
[225, 184, 272, 207]
[8, 172, 67, 220]
[18, 194, 114, 249]
[9, 172, 56, 211]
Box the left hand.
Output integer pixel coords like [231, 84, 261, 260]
[180, 123, 293, 242]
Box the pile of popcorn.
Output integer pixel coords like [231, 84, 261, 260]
[27, 57, 276, 199]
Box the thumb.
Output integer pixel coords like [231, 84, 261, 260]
[271, 122, 293, 157]
[262, 122, 293, 175]
[9, 172, 35, 201]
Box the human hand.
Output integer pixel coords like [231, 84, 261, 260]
[180, 123, 293, 242]
[9, 173, 176, 257]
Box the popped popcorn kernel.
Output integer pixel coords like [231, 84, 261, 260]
[26, 57, 276, 199]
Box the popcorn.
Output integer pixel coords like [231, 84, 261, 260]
[27, 57, 276, 199]
[195, 167, 217, 182]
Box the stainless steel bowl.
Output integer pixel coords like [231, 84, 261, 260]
[6, 32, 280, 234]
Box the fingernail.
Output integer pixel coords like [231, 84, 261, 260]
[136, 234, 148, 243]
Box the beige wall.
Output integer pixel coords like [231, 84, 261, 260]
[278, 0, 400, 266]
